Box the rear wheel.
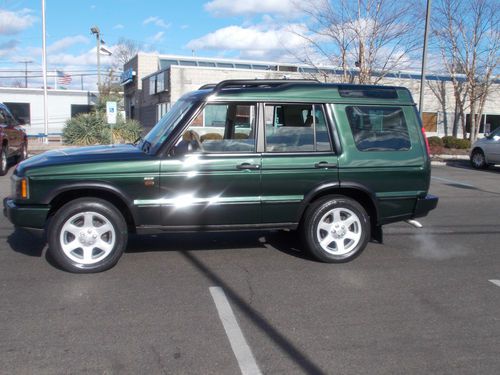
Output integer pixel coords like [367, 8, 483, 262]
[47, 198, 128, 273]
[302, 195, 370, 263]
[470, 149, 487, 169]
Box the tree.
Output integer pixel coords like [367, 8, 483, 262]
[433, 0, 499, 141]
[111, 38, 141, 71]
[294, 0, 422, 84]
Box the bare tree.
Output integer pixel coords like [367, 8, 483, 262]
[294, 0, 422, 84]
[111, 38, 141, 70]
[433, 0, 499, 141]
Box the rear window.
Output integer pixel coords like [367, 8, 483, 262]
[346, 106, 410, 151]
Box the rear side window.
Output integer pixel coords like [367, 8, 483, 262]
[346, 106, 410, 151]
[264, 104, 332, 152]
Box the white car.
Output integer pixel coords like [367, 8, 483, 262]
[470, 127, 500, 168]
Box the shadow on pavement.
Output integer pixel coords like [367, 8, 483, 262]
[444, 159, 500, 174]
[7, 228, 45, 257]
[181, 250, 327, 375]
[126, 230, 314, 261]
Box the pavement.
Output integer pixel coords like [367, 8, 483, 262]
[0, 159, 499, 374]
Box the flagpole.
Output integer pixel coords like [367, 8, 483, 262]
[41, 0, 49, 143]
[54, 70, 57, 90]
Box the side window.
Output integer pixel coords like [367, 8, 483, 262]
[346, 106, 410, 151]
[174, 103, 256, 155]
[264, 104, 332, 152]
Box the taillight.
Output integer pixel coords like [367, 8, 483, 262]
[421, 127, 430, 155]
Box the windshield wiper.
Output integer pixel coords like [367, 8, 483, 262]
[133, 136, 143, 146]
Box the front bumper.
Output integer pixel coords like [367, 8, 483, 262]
[412, 194, 438, 218]
[3, 198, 50, 229]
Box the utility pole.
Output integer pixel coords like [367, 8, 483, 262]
[90, 26, 101, 89]
[419, 0, 432, 119]
[18, 60, 33, 88]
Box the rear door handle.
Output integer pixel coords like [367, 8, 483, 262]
[237, 163, 261, 170]
[314, 161, 337, 169]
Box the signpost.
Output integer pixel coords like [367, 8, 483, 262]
[106, 101, 117, 145]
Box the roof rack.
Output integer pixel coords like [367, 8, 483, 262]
[198, 83, 217, 90]
[211, 79, 319, 94]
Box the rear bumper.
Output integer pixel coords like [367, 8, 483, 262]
[3, 198, 50, 229]
[412, 194, 438, 218]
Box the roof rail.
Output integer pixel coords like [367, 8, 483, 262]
[212, 79, 319, 93]
[198, 83, 217, 90]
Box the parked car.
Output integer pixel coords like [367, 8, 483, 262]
[4, 80, 438, 273]
[0, 103, 28, 176]
[470, 127, 500, 169]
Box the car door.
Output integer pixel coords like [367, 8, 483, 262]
[484, 128, 500, 163]
[260, 103, 339, 223]
[159, 102, 262, 227]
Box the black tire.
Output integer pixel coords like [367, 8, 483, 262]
[470, 149, 487, 169]
[18, 142, 28, 162]
[302, 195, 370, 263]
[47, 198, 128, 273]
[0, 147, 8, 176]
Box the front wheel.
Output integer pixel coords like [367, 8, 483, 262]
[302, 195, 370, 263]
[47, 198, 128, 273]
[0, 147, 8, 176]
[18, 142, 28, 161]
[470, 149, 487, 169]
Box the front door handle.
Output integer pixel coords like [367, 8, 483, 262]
[237, 163, 261, 170]
[314, 161, 337, 169]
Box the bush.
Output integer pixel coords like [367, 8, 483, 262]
[427, 136, 443, 147]
[441, 136, 470, 149]
[441, 136, 455, 148]
[63, 112, 142, 145]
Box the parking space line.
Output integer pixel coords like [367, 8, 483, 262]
[431, 176, 475, 188]
[209, 286, 262, 375]
[489, 280, 500, 288]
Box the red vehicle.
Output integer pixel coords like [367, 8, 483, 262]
[0, 103, 28, 176]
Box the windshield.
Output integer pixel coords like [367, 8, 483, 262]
[142, 98, 195, 153]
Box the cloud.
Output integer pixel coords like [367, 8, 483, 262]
[0, 8, 36, 35]
[113, 24, 125, 30]
[149, 31, 165, 43]
[47, 35, 89, 54]
[143, 16, 170, 29]
[0, 39, 19, 57]
[187, 24, 308, 61]
[204, 0, 303, 17]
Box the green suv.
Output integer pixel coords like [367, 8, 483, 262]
[4, 80, 437, 272]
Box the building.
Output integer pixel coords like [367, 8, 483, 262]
[0, 87, 97, 138]
[121, 53, 500, 136]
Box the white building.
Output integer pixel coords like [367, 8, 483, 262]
[0, 87, 98, 137]
[122, 53, 500, 137]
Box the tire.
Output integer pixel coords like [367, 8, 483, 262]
[47, 198, 128, 273]
[470, 149, 487, 169]
[302, 195, 370, 263]
[18, 142, 28, 162]
[0, 147, 8, 176]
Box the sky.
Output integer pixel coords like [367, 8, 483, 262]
[0, 0, 314, 89]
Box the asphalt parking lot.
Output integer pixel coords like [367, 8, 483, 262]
[1, 161, 499, 375]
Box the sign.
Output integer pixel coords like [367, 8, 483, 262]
[106, 101, 117, 124]
[120, 68, 136, 86]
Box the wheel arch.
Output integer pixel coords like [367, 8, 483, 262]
[298, 182, 379, 231]
[47, 185, 136, 232]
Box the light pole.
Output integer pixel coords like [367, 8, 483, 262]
[18, 60, 33, 88]
[90, 26, 101, 89]
[419, 0, 432, 119]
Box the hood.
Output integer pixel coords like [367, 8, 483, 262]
[16, 144, 153, 175]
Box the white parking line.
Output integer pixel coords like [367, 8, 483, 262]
[489, 280, 500, 288]
[209, 287, 262, 375]
[431, 176, 475, 188]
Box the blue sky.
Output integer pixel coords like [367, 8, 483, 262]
[0, 0, 311, 88]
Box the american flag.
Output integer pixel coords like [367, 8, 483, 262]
[57, 70, 72, 85]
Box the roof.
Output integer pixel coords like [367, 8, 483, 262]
[189, 80, 415, 105]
